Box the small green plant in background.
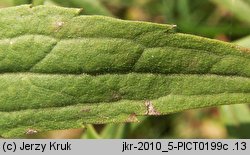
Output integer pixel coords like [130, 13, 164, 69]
[0, 0, 249, 138]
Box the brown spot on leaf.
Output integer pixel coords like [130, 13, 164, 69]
[56, 21, 64, 27]
[53, 21, 64, 32]
[111, 91, 122, 101]
[126, 113, 139, 122]
[26, 129, 38, 135]
[238, 46, 250, 53]
[144, 101, 160, 115]
[81, 108, 91, 113]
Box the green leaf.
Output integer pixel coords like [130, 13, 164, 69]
[219, 34, 250, 138]
[0, 5, 249, 138]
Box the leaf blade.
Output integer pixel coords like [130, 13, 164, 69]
[0, 5, 249, 138]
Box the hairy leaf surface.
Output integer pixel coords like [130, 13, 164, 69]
[0, 5, 249, 137]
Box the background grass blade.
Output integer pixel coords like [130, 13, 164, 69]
[51, 0, 112, 16]
[220, 104, 250, 138]
[211, 0, 250, 25]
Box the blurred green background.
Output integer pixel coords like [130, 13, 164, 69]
[1, 0, 250, 139]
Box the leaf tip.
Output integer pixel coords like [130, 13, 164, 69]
[76, 8, 84, 15]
